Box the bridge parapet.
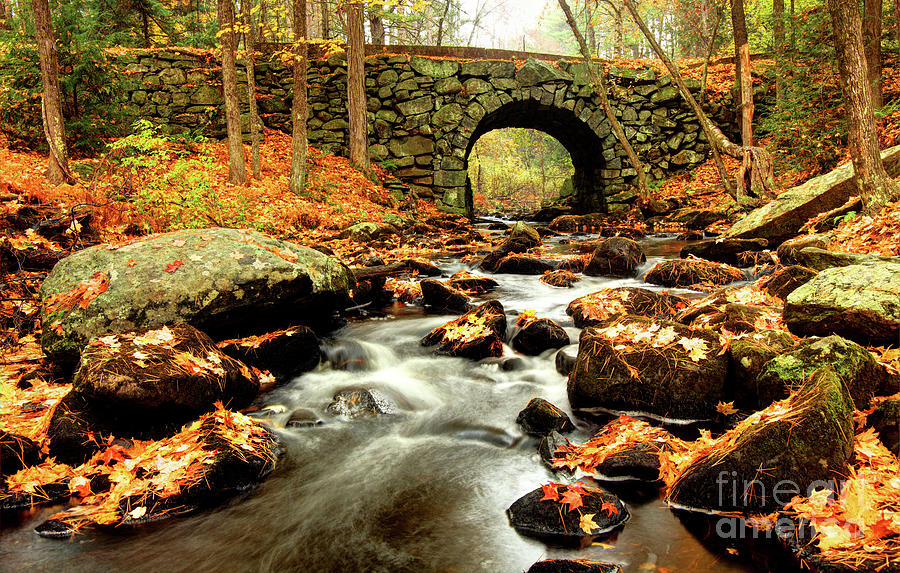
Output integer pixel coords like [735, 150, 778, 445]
[113, 48, 721, 214]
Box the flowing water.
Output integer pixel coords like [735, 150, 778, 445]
[0, 231, 775, 573]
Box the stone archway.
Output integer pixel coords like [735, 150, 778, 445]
[461, 99, 609, 217]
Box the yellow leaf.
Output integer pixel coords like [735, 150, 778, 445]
[716, 401, 738, 416]
[127, 506, 147, 520]
[579, 512, 599, 533]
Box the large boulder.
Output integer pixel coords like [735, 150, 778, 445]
[680, 238, 769, 266]
[583, 237, 646, 277]
[39, 228, 352, 362]
[759, 265, 818, 300]
[480, 236, 539, 273]
[568, 316, 727, 420]
[421, 300, 507, 360]
[728, 329, 797, 408]
[668, 368, 854, 513]
[420, 279, 471, 312]
[794, 247, 899, 271]
[783, 261, 900, 345]
[507, 481, 628, 542]
[755, 335, 893, 409]
[726, 144, 900, 244]
[566, 287, 688, 328]
[644, 258, 745, 290]
[493, 254, 556, 275]
[73, 324, 259, 414]
[217, 325, 322, 380]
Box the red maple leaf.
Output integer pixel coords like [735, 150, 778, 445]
[540, 483, 559, 502]
[165, 260, 184, 273]
[601, 500, 620, 517]
[100, 445, 127, 465]
[567, 481, 589, 495]
[560, 489, 584, 512]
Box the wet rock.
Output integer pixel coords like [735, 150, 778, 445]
[644, 258, 745, 290]
[448, 270, 498, 294]
[794, 247, 900, 271]
[756, 335, 894, 409]
[39, 228, 353, 362]
[421, 300, 507, 360]
[493, 254, 556, 275]
[680, 238, 768, 267]
[568, 316, 727, 420]
[46, 391, 185, 465]
[549, 214, 606, 233]
[539, 431, 571, 468]
[566, 287, 688, 328]
[869, 398, 900, 455]
[728, 329, 797, 408]
[555, 344, 579, 376]
[402, 258, 442, 277]
[776, 235, 827, 265]
[420, 279, 471, 313]
[218, 325, 321, 380]
[74, 324, 259, 415]
[516, 398, 575, 436]
[527, 559, 622, 573]
[509, 221, 542, 243]
[286, 407, 323, 428]
[783, 261, 900, 345]
[541, 269, 579, 288]
[726, 145, 900, 244]
[583, 237, 646, 278]
[668, 368, 854, 512]
[595, 442, 664, 483]
[326, 389, 388, 418]
[556, 257, 588, 273]
[760, 265, 818, 300]
[513, 316, 570, 355]
[0, 431, 41, 479]
[479, 236, 539, 273]
[507, 482, 629, 542]
[36, 408, 279, 537]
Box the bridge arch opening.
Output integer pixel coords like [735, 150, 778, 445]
[459, 99, 609, 217]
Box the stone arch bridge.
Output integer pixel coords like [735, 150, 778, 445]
[116, 46, 718, 215]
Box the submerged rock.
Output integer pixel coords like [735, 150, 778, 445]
[644, 258, 745, 290]
[507, 482, 628, 542]
[668, 368, 854, 513]
[568, 316, 727, 420]
[583, 237, 646, 278]
[512, 316, 570, 356]
[516, 398, 575, 437]
[566, 287, 688, 328]
[421, 301, 507, 360]
[39, 227, 352, 362]
[784, 261, 900, 345]
[326, 389, 389, 418]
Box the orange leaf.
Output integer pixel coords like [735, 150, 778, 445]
[560, 488, 584, 512]
[601, 500, 619, 517]
[540, 483, 559, 502]
[165, 260, 184, 273]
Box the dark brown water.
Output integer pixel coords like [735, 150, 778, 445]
[0, 232, 779, 573]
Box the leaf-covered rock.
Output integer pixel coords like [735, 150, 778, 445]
[583, 237, 646, 277]
[217, 325, 322, 380]
[680, 237, 768, 267]
[421, 300, 507, 360]
[644, 258, 745, 290]
[566, 287, 688, 328]
[507, 482, 628, 542]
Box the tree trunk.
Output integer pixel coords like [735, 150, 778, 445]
[557, 0, 650, 201]
[700, 0, 725, 103]
[613, 6, 624, 57]
[289, 0, 308, 194]
[32, 0, 72, 185]
[368, 6, 385, 44]
[731, 0, 753, 147]
[862, 0, 883, 108]
[773, 0, 785, 109]
[827, 0, 899, 214]
[622, 0, 745, 197]
[896, 0, 900, 59]
[217, 0, 248, 184]
[347, 1, 369, 172]
[321, 0, 329, 38]
[243, 0, 261, 180]
[0, 0, 9, 30]
[436, 0, 451, 46]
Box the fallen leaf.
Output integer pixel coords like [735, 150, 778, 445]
[716, 401, 739, 416]
[164, 260, 184, 273]
[580, 512, 599, 533]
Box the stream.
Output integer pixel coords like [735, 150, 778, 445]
[0, 230, 774, 573]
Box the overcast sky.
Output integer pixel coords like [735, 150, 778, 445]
[456, 0, 555, 50]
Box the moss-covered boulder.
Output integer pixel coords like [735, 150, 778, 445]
[869, 398, 900, 455]
[338, 221, 400, 242]
[568, 316, 727, 420]
[583, 237, 646, 277]
[566, 287, 688, 328]
[644, 258, 745, 290]
[728, 329, 796, 408]
[794, 247, 899, 271]
[755, 335, 892, 409]
[775, 235, 827, 265]
[668, 368, 854, 512]
[40, 228, 352, 362]
[783, 261, 900, 345]
[726, 145, 900, 244]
